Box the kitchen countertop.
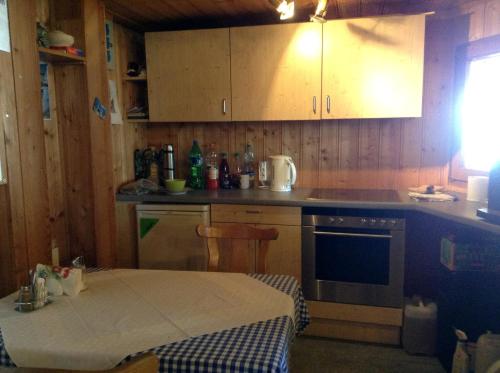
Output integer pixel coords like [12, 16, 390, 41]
[116, 188, 500, 235]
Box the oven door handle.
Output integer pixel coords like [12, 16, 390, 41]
[313, 231, 393, 239]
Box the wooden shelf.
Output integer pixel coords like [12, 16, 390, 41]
[38, 47, 86, 64]
[123, 76, 147, 81]
[126, 118, 149, 123]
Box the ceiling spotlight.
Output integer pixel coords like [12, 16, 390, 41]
[270, 0, 295, 20]
[310, 0, 329, 23]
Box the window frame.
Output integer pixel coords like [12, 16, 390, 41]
[450, 34, 500, 182]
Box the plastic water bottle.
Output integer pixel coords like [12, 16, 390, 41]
[188, 140, 204, 189]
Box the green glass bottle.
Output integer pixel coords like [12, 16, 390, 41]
[188, 140, 204, 189]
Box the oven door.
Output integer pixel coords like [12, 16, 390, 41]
[302, 225, 405, 308]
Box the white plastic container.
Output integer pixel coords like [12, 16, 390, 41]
[402, 296, 437, 355]
[476, 332, 500, 373]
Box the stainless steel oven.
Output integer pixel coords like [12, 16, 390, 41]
[302, 210, 405, 308]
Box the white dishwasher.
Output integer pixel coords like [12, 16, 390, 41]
[136, 204, 210, 270]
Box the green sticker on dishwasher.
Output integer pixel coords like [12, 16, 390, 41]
[140, 218, 159, 239]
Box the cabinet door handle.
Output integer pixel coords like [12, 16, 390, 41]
[245, 210, 263, 214]
[326, 95, 331, 113]
[222, 99, 227, 115]
[313, 96, 317, 114]
[313, 231, 392, 239]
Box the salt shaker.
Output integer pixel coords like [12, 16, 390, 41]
[17, 286, 34, 312]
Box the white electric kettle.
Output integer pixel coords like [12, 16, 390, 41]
[269, 155, 297, 192]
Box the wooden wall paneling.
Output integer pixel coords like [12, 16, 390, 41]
[192, 124, 205, 153]
[419, 17, 459, 186]
[360, 0, 385, 16]
[484, 0, 500, 36]
[378, 119, 402, 189]
[108, 18, 127, 189]
[203, 124, 220, 154]
[232, 123, 247, 160]
[337, 120, 360, 188]
[0, 51, 28, 287]
[281, 122, 303, 186]
[460, 0, 487, 40]
[50, 0, 85, 48]
[54, 65, 96, 264]
[319, 120, 340, 188]
[111, 121, 126, 189]
[176, 125, 194, 180]
[109, 20, 149, 268]
[301, 121, 320, 188]
[263, 122, 282, 158]
[83, 0, 117, 267]
[43, 64, 70, 264]
[0, 186, 13, 296]
[357, 120, 381, 188]
[218, 123, 232, 156]
[399, 118, 423, 188]
[9, 0, 52, 267]
[246, 123, 264, 165]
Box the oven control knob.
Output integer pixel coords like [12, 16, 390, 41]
[380, 219, 387, 226]
[360, 218, 367, 225]
[329, 217, 335, 224]
[389, 219, 397, 226]
[337, 218, 344, 224]
[369, 219, 377, 226]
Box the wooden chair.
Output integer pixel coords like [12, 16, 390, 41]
[196, 224, 279, 273]
[10, 353, 159, 373]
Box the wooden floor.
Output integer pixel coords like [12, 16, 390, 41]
[290, 336, 445, 373]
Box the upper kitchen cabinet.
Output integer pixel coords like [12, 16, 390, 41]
[231, 23, 322, 121]
[146, 28, 231, 122]
[322, 15, 426, 119]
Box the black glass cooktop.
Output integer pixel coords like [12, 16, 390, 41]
[307, 189, 401, 203]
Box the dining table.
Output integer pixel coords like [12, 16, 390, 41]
[0, 269, 309, 373]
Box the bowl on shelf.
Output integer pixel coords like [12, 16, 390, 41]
[165, 179, 186, 193]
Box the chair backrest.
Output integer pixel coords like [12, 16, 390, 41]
[14, 353, 159, 373]
[110, 353, 158, 373]
[196, 224, 279, 273]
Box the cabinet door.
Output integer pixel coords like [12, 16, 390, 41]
[256, 224, 302, 283]
[322, 15, 425, 119]
[231, 23, 322, 121]
[146, 28, 231, 122]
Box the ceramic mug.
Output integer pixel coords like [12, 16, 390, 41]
[240, 174, 250, 189]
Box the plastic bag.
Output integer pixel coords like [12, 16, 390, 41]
[119, 178, 159, 195]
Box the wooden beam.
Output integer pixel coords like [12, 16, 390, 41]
[0, 49, 28, 290]
[8, 0, 51, 269]
[83, 0, 117, 267]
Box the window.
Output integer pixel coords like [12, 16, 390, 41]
[451, 35, 500, 181]
[461, 54, 500, 172]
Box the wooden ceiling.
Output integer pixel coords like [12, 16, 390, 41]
[104, 0, 464, 30]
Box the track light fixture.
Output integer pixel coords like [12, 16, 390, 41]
[310, 0, 329, 23]
[269, 0, 295, 20]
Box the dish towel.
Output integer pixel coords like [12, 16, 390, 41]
[408, 191, 457, 202]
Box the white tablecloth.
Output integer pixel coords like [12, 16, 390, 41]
[0, 269, 294, 371]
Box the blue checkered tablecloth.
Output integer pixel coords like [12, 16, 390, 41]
[0, 273, 309, 373]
